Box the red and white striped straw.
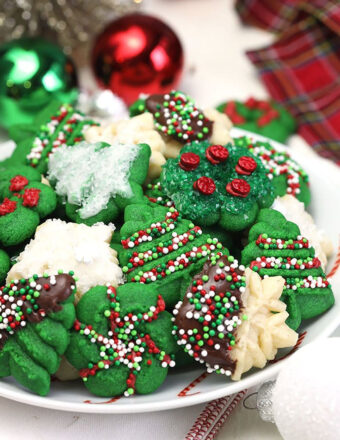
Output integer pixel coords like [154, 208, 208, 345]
[185, 390, 247, 440]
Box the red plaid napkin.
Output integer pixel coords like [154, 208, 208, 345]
[236, 0, 340, 164]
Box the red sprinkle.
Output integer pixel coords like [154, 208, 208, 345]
[206, 145, 229, 164]
[226, 179, 250, 197]
[193, 176, 216, 195]
[179, 152, 200, 171]
[235, 156, 257, 175]
[22, 188, 41, 207]
[9, 175, 29, 192]
[0, 198, 17, 216]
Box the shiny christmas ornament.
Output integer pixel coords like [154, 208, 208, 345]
[256, 338, 340, 440]
[0, 0, 142, 59]
[92, 13, 184, 105]
[0, 37, 78, 130]
[77, 89, 128, 122]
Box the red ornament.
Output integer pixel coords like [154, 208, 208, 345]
[235, 156, 257, 175]
[92, 14, 184, 105]
[206, 145, 229, 164]
[226, 179, 250, 197]
[179, 152, 200, 171]
[193, 177, 216, 195]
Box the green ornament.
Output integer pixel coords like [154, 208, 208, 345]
[0, 37, 78, 130]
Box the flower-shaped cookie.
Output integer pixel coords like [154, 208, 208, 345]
[241, 209, 334, 330]
[160, 141, 274, 231]
[65, 283, 177, 397]
[0, 272, 76, 395]
[0, 165, 57, 247]
[173, 254, 298, 379]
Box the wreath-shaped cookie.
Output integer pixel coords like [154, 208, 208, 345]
[160, 141, 274, 231]
[0, 165, 57, 247]
[0, 272, 76, 395]
[217, 98, 296, 143]
[65, 283, 177, 397]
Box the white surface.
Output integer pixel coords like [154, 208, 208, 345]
[0, 0, 339, 438]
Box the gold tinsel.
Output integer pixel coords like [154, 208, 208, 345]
[0, 0, 142, 62]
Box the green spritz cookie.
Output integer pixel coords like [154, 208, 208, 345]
[112, 204, 226, 307]
[0, 272, 76, 396]
[0, 250, 10, 285]
[0, 165, 57, 247]
[241, 209, 334, 330]
[160, 141, 274, 231]
[234, 136, 310, 206]
[48, 142, 151, 226]
[65, 283, 177, 398]
[4, 101, 98, 174]
[217, 98, 296, 143]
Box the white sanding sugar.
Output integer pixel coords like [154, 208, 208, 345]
[48, 142, 139, 219]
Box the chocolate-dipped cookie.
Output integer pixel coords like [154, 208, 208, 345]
[173, 254, 298, 380]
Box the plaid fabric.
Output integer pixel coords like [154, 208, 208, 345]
[236, 0, 340, 164]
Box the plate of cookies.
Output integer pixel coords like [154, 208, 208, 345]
[0, 91, 339, 413]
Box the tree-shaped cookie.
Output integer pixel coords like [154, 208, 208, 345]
[173, 254, 298, 380]
[48, 142, 151, 226]
[0, 165, 57, 247]
[112, 204, 225, 307]
[234, 136, 310, 205]
[65, 283, 177, 397]
[5, 101, 98, 174]
[241, 209, 334, 330]
[160, 141, 274, 231]
[0, 272, 76, 395]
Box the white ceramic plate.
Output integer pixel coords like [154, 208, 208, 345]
[0, 128, 339, 414]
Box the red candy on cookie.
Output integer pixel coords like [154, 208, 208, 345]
[226, 178, 250, 197]
[193, 176, 216, 195]
[206, 145, 229, 164]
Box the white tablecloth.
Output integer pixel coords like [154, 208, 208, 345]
[0, 1, 337, 439]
